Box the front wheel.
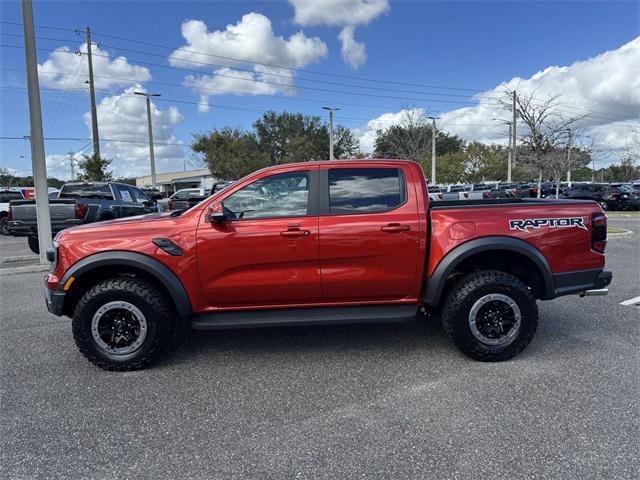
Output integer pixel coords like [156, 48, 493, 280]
[441, 270, 538, 362]
[72, 277, 175, 370]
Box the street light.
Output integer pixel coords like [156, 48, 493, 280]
[426, 116, 440, 184]
[322, 107, 339, 160]
[134, 91, 161, 187]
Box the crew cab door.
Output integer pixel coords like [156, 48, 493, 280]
[197, 167, 321, 308]
[318, 164, 422, 303]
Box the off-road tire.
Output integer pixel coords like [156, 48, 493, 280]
[72, 277, 175, 371]
[441, 270, 538, 362]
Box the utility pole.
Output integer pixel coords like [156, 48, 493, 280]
[511, 91, 518, 170]
[426, 116, 440, 184]
[135, 91, 161, 187]
[68, 151, 75, 180]
[85, 27, 100, 158]
[322, 106, 339, 160]
[21, 0, 52, 264]
[566, 129, 573, 187]
[507, 124, 512, 183]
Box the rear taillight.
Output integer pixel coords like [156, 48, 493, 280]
[483, 191, 492, 198]
[437, 193, 443, 199]
[591, 212, 607, 253]
[8, 206, 12, 221]
[463, 192, 469, 199]
[168, 199, 173, 210]
[75, 203, 88, 219]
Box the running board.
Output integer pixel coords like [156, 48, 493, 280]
[190, 305, 419, 330]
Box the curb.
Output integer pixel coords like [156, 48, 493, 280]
[1, 255, 38, 263]
[0, 264, 49, 275]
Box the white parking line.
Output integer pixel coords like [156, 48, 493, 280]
[620, 296, 640, 308]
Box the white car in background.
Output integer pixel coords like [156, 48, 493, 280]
[0, 187, 32, 235]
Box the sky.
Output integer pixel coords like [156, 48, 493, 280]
[1, 0, 639, 179]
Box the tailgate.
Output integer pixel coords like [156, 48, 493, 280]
[9, 199, 77, 222]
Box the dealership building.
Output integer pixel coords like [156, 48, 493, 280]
[135, 168, 215, 195]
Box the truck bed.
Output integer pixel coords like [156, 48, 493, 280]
[429, 198, 596, 209]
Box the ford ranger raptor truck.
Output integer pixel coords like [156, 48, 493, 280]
[43, 160, 612, 370]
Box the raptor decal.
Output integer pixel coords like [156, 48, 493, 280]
[509, 217, 587, 232]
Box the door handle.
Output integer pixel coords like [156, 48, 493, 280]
[280, 229, 311, 238]
[381, 223, 411, 233]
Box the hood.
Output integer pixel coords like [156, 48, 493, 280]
[66, 211, 177, 232]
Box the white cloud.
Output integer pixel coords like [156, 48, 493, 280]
[81, 86, 185, 177]
[45, 152, 84, 180]
[38, 44, 151, 90]
[357, 37, 640, 163]
[169, 13, 327, 107]
[440, 37, 640, 155]
[290, 0, 389, 26]
[289, 0, 389, 68]
[184, 66, 297, 112]
[338, 26, 367, 69]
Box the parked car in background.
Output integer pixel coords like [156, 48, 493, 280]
[492, 183, 520, 198]
[211, 180, 235, 195]
[8, 181, 158, 253]
[560, 183, 613, 210]
[0, 187, 31, 235]
[167, 188, 208, 211]
[427, 184, 443, 201]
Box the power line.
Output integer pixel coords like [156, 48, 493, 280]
[3, 22, 639, 123]
[2, 40, 634, 123]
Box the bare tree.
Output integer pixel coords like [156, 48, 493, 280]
[503, 90, 587, 197]
[374, 108, 432, 160]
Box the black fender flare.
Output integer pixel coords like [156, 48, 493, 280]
[423, 236, 554, 306]
[59, 251, 192, 317]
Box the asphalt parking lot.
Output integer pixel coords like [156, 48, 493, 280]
[1, 219, 639, 479]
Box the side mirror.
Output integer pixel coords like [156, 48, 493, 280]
[207, 200, 225, 223]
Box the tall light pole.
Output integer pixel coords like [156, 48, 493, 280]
[323, 107, 339, 160]
[22, 0, 52, 264]
[135, 91, 160, 187]
[426, 116, 440, 184]
[85, 27, 100, 159]
[566, 129, 573, 187]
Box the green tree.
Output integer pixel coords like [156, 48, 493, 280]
[422, 151, 467, 184]
[192, 128, 269, 180]
[253, 111, 328, 165]
[332, 125, 360, 159]
[76, 153, 113, 181]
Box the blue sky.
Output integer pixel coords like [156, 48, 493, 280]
[1, 0, 639, 178]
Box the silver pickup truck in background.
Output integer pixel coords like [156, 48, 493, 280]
[8, 181, 157, 253]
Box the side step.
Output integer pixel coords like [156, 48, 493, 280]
[190, 305, 419, 330]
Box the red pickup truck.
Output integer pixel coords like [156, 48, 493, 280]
[43, 160, 611, 370]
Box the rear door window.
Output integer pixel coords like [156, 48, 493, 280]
[115, 185, 133, 202]
[328, 168, 405, 215]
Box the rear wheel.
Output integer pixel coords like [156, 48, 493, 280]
[72, 277, 175, 370]
[0, 215, 8, 235]
[27, 235, 39, 254]
[441, 270, 538, 362]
